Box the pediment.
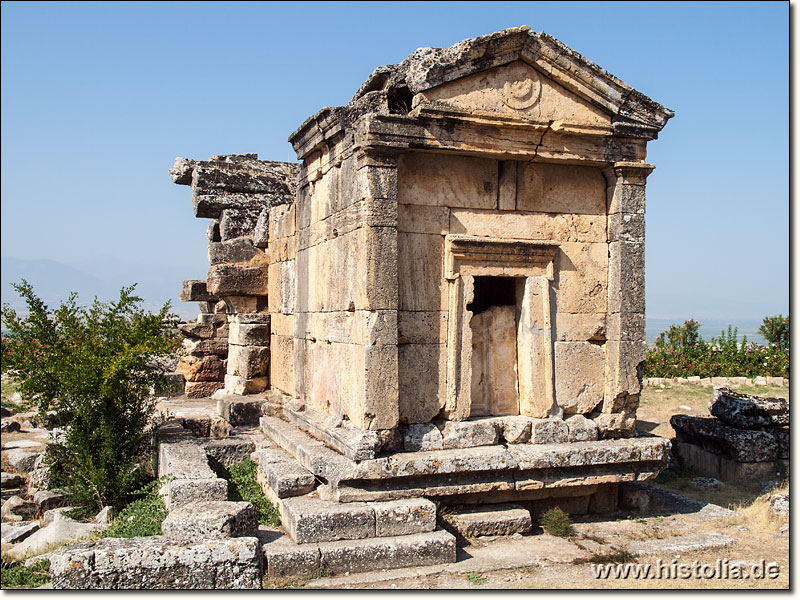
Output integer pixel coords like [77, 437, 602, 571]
[418, 60, 611, 127]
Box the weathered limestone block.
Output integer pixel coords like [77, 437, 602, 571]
[1, 520, 40, 544]
[317, 529, 457, 575]
[164, 478, 228, 510]
[253, 207, 270, 248]
[529, 418, 569, 444]
[403, 423, 444, 451]
[49, 536, 262, 589]
[254, 449, 316, 499]
[161, 501, 258, 540]
[281, 497, 375, 544]
[517, 163, 606, 215]
[216, 395, 267, 427]
[184, 381, 225, 399]
[554, 341, 604, 415]
[227, 345, 269, 379]
[208, 238, 263, 265]
[182, 337, 228, 356]
[397, 152, 496, 209]
[604, 340, 646, 401]
[207, 264, 268, 296]
[372, 498, 437, 537]
[555, 313, 606, 342]
[592, 412, 637, 439]
[224, 374, 268, 395]
[439, 503, 532, 538]
[555, 242, 608, 314]
[607, 241, 645, 314]
[709, 387, 789, 428]
[565, 414, 599, 442]
[176, 355, 225, 382]
[219, 208, 262, 241]
[440, 420, 500, 449]
[670, 415, 779, 462]
[608, 212, 645, 243]
[606, 312, 646, 342]
[158, 442, 215, 480]
[398, 343, 446, 424]
[398, 203, 450, 235]
[202, 436, 254, 467]
[177, 322, 215, 339]
[448, 209, 606, 244]
[498, 416, 532, 444]
[180, 279, 218, 303]
[229, 322, 269, 346]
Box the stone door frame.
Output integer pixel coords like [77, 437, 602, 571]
[443, 235, 559, 420]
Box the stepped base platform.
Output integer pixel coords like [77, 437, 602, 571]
[259, 415, 671, 504]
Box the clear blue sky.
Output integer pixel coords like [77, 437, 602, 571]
[0, 1, 789, 321]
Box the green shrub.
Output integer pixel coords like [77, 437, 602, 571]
[644, 319, 789, 379]
[227, 458, 281, 527]
[1, 280, 180, 511]
[759, 315, 789, 350]
[104, 478, 168, 538]
[0, 558, 51, 588]
[540, 506, 572, 537]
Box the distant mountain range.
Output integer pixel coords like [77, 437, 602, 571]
[1, 256, 202, 322]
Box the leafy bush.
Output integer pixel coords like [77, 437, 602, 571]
[0, 558, 51, 588]
[104, 478, 169, 538]
[1, 280, 179, 511]
[759, 315, 789, 350]
[540, 506, 572, 537]
[643, 319, 789, 379]
[227, 458, 280, 527]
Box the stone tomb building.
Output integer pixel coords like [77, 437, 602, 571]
[173, 27, 673, 509]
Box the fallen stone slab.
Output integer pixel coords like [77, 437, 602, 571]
[618, 482, 740, 521]
[49, 535, 262, 589]
[2, 495, 37, 522]
[1, 520, 40, 544]
[439, 503, 532, 539]
[670, 414, 779, 462]
[254, 448, 316, 499]
[42, 506, 76, 526]
[161, 500, 258, 540]
[6, 518, 105, 561]
[623, 531, 735, 556]
[1, 472, 24, 489]
[1, 419, 21, 433]
[674, 440, 786, 483]
[709, 387, 789, 428]
[33, 489, 70, 512]
[5, 449, 42, 473]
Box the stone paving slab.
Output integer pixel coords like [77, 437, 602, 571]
[623, 532, 735, 556]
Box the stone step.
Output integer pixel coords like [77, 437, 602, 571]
[261, 527, 456, 579]
[157, 441, 227, 510]
[252, 448, 316, 500]
[280, 495, 437, 544]
[215, 393, 269, 427]
[439, 503, 532, 539]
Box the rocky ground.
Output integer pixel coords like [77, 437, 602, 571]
[0, 377, 790, 589]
